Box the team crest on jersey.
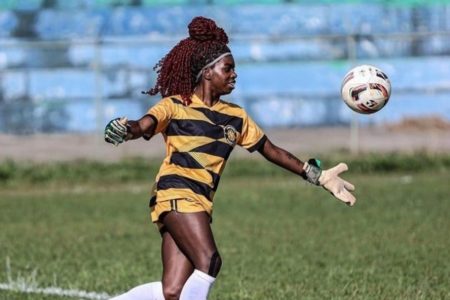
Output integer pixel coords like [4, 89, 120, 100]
[223, 125, 238, 146]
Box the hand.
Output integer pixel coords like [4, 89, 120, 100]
[303, 159, 356, 206]
[319, 163, 356, 206]
[104, 117, 129, 146]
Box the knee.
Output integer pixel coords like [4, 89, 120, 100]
[208, 251, 222, 277]
[197, 251, 222, 278]
[162, 283, 183, 300]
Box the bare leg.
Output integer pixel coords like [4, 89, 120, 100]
[110, 212, 217, 300]
[161, 211, 222, 300]
[162, 211, 221, 275]
[161, 231, 194, 300]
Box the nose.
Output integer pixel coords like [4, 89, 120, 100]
[231, 70, 237, 79]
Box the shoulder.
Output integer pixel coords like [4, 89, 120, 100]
[161, 95, 183, 105]
[149, 96, 184, 111]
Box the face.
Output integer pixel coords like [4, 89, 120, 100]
[208, 55, 237, 95]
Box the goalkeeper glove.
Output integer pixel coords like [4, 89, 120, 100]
[104, 117, 130, 146]
[303, 159, 356, 206]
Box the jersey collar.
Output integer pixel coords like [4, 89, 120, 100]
[191, 93, 221, 109]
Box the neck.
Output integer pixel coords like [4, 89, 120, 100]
[194, 84, 220, 107]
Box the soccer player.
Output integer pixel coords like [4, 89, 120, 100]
[105, 16, 356, 300]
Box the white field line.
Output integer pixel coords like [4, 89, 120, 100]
[1, 257, 111, 299]
[0, 281, 111, 300]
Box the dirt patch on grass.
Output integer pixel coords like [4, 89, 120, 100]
[385, 116, 450, 132]
[1, 121, 449, 163]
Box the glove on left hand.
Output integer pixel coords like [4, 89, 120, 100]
[303, 159, 356, 206]
[319, 163, 356, 206]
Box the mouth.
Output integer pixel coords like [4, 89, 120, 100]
[227, 81, 236, 89]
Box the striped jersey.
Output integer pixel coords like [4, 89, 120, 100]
[147, 94, 266, 214]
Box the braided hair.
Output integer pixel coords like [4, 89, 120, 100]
[143, 16, 231, 105]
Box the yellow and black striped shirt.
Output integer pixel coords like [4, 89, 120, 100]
[147, 94, 266, 214]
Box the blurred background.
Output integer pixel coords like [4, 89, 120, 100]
[1, 0, 450, 160]
[1, 3, 450, 299]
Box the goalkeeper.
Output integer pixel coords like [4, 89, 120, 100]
[105, 16, 356, 300]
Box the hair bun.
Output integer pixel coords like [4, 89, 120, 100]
[188, 16, 228, 44]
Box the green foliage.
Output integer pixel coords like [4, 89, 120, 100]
[0, 153, 449, 186]
[0, 158, 161, 186]
[225, 152, 450, 178]
[324, 152, 450, 173]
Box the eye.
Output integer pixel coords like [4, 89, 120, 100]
[225, 66, 236, 74]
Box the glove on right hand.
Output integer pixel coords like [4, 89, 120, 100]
[104, 117, 129, 146]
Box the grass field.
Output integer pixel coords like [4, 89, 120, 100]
[1, 156, 449, 300]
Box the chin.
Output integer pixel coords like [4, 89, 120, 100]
[223, 88, 234, 95]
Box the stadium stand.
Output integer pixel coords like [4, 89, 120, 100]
[1, 4, 450, 39]
[0, 1, 449, 132]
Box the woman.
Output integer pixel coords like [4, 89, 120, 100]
[105, 16, 356, 300]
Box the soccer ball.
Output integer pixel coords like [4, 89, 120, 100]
[341, 65, 391, 114]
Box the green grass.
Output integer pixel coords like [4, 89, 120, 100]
[0, 160, 449, 299]
[1, 152, 450, 187]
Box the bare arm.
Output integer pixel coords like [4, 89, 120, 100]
[105, 115, 158, 146]
[257, 137, 356, 206]
[257, 138, 306, 178]
[124, 115, 157, 141]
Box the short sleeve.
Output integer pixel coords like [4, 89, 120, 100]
[238, 111, 266, 152]
[146, 97, 175, 134]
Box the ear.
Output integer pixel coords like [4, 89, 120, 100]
[203, 67, 213, 81]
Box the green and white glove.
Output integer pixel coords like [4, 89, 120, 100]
[303, 159, 356, 206]
[104, 117, 130, 146]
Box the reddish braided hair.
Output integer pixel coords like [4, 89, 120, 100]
[143, 16, 230, 105]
